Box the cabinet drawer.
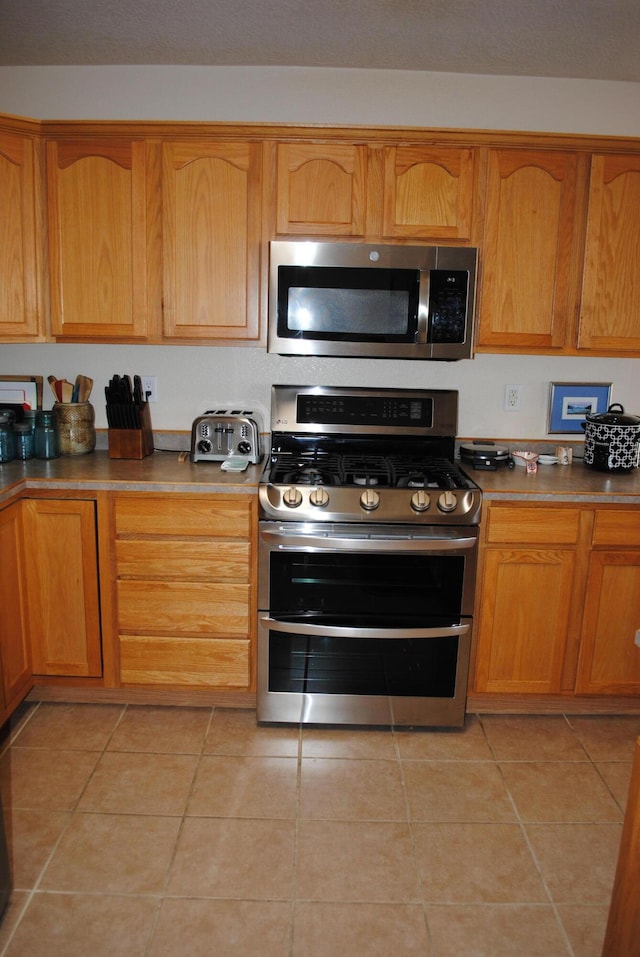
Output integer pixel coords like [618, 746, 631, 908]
[114, 495, 252, 538]
[119, 634, 250, 687]
[117, 581, 250, 635]
[485, 506, 580, 544]
[592, 510, 640, 547]
[116, 539, 250, 581]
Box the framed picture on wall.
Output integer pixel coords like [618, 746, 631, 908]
[547, 382, 612, 434]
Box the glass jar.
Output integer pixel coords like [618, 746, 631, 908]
[34, 411, 60, 460]
[0, 414, 14, 463]
[13, 422, 34, 461]
[23, 409, 37, 434]
[53, 401, 96, 455]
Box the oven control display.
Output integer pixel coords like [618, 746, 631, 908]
[297, 394, 433, 427]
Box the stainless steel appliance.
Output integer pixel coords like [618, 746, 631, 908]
[268, 241, 478, 361]
[190, 410, 263, 464]
[258, 385, 481, 728]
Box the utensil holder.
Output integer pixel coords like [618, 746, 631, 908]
[54, 401, 96, 455]
[108, 403, 154, 459]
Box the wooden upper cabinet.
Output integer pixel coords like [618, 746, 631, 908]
[275, 142, 367, 237]
[578, 154, 640, 354]
[273, 141, 475, 241]
[476, 149, 582, 352]
[47, 138, 151, 340]
[162, 141, 262, 340]
[0, 130, 45, 341]
[381, 146, 475, 240]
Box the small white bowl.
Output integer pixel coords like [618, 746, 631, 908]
[511, 450, 537, 466]
[538, 454, 559, 465]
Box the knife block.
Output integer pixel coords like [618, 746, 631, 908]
[108, 403, 154, 459]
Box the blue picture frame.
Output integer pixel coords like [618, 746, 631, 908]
[548, 382, 612, 434]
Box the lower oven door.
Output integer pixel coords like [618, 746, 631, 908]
[258, 615, 471, 727]
[257, 522, 477, 727]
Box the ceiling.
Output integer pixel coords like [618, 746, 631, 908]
[1, 0, 639, 82]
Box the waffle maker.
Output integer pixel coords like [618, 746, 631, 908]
[459, 442, 513, 471]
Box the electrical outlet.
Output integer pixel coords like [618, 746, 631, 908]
[504, 384, 522, 411]
[141, 375, 158, 403]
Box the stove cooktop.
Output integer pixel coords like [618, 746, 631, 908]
[265, 452, 474, 491]
[259, 385, 482, 525]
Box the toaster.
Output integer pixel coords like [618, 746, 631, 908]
[190, 410, 263, 464]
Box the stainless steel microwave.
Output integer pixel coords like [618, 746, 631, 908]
[268, 241, 478, 360]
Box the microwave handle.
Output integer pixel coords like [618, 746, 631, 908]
[260, 615, 470, 641]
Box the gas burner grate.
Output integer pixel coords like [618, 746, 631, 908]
[266, 450, 472, 490]
[392, 456, 471, 490]
[340, 455, 393, 487]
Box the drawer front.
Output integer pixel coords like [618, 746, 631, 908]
[114, 495, 252, 538]
[116, 540, 250, 581]
[592, 509, 640, 547]
[117, 581, 250, 636]
[119, 634, 250, 687]
[485, 505, 580, 544]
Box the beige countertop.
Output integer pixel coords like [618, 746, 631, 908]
[0, 450, 264, 505]
[466, 458, 640, 504]
[1, 449, 639, 507]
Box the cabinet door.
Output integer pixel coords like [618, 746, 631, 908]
[47, 139, 150, 340]
[162, 141, 262, 340]
[382, 146, 475, 240]
[22, 499, 102, 677]
[474, 547, 576, 694]
[575, 551, 640, 694]
[579, 154, 640, 354]
[0, 504, 33, 715]
[275, 142, 367, 237]
[0, 130, 44, 340]
[477, 150, 580, 352]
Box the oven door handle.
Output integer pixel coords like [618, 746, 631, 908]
[259, 615, 470, 640]
[260, 531, 477, 553]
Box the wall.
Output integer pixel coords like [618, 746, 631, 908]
[1, 66, 639, 440]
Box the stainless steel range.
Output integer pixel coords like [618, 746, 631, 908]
[257, 385, 481, 728]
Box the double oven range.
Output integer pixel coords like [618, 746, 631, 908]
[258, 386, 482, 728]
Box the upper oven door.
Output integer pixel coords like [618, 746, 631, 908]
[259, 522, 478, 624]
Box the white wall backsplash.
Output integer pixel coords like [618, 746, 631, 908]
[2, 342, 638, 441]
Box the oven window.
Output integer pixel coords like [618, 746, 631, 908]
[269, 552, 465, 626]
[269, 632, 459, 697]
[277, 265, 419, 342]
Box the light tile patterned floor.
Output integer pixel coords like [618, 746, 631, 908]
[0, 704, 638, 956]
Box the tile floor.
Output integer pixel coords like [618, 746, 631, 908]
[0, 703, 638, 956]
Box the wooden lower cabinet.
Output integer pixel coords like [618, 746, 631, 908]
[0, 503, 34, 720]
[575, 509, 640, 694]
[474, 545, 576, 694]
[21, 498, 102, 678]
[473, 502, 640, 699]
[111, 493, 256, 691]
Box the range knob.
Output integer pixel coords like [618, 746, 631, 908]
[309, 487, 330, 508]
[360, 488, 380, 511]
[410, 490, 431, 512]
[437, 490, 458, 513]
[282, 487, 303, 508]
